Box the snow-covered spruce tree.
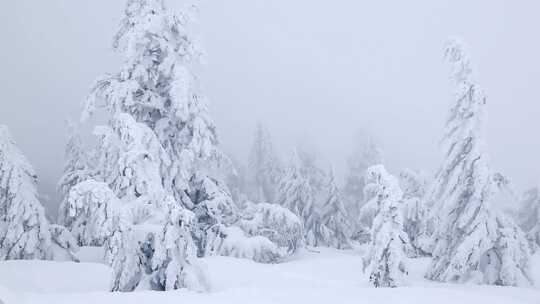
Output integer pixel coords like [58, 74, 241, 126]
[518, 187, 540, 251]
[398, 169, 429, 256]
[318, 167, 352, 249]
[277, 151, 314, 222]
[82, 0, 238, 259]
[0, 125, 52, 260]
[343, 136, 383, 240]
[276, 150, 319, 244]
[363, 165, 408, 287]
[58, 121, 93, 226]
[425, 38, 531, 286]
[296, 147, 327, 194]
[150, 201, 210, 291]
[248, 123, 282, 203]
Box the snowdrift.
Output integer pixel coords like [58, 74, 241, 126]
[0, 248, 539, 304]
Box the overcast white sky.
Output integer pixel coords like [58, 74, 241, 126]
[2, 1, 540, 215]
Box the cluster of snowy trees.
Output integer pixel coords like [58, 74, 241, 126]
[1, 0, 540, 294]
[0, 0, 303, 293]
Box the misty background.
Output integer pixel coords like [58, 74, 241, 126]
[2, 0, 540, 216]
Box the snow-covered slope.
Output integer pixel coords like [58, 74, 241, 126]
[0, 260, 110, 294]
[1, 248, 539, 304]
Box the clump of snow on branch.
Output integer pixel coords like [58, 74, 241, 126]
[66, 180, 122, 246]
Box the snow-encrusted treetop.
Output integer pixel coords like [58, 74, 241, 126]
[364, 165, 403, 215]
[426, 37, 490, 212]
[83, 0, 217, 194]
[441, 37, 486, 166]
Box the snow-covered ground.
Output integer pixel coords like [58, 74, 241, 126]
[1, 248, 540, 304]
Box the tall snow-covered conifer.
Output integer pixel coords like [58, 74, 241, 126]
[67, 0, 221, 290]
[0, 125, 52, 260]
[81, 0, 237, 259]
[425, 38, 531, 286]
